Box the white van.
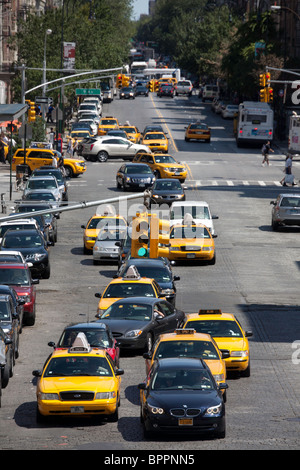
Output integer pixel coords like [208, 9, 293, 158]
[202, 85, 219, 102]
[169, 201, 218, 235]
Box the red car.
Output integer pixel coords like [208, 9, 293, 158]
[0, 263, 39, 326]
[49, 322, 120, 367]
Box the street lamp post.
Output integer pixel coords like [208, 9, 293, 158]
[42, 28, 52, 120]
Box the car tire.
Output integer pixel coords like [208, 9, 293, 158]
[64, 166, 73, 178]
[42, 264, 51, 279]
[97, 151, 108, 162]
[241, 360, 251, 377]
[25, 306, 36, 326]
[107, 404, 119, 422]
[272, 220, 279, 231]
[1, 362, 9, 388]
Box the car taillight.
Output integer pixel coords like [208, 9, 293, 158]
[239, 128, 243, 134]
[90, 144, 94, 150]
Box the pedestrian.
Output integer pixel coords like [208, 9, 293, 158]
[280, 154, 296, 186]
[0, 140, 5, 164]
[47, 104, 54, 123]
[72, 137, 78, 157]
[49, 127, 55, 147]
[66, 138, 73, 157]
[261, 140, 274, 166]
[57, 155, 66, 177]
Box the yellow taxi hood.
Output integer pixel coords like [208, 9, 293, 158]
[99, 298, 122, 310]
[41, 376, 116, 392]
[86, 228, 99, 237]
[213, 337, 247, 351]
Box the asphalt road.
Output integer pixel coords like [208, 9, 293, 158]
[1, 91, 300, 453]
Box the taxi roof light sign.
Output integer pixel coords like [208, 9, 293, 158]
[198, 309, 222, 315]
[69, 332, 91, 353]
[175, 328, 195, 335]
[123, 265, 141, 280]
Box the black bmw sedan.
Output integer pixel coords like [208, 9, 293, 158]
[138, 357, 227, 439]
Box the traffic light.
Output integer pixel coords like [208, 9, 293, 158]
[149, 214, 170, 258]
[267, 87, 273, 103]
[265, 72, 271, 86]
[259, 73, 266, 87]
[131, 213, 150, 258]
[148, 80, 154, 92]
[27, 100, 36, 122]
[122, 74, 130, 87]
[259, 88, 266, 102]
[116, 74, 122, 88]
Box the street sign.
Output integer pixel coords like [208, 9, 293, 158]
[35, 96, 52, 104]
[75, 88, 101, 96]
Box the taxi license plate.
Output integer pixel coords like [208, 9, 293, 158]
[139, 184, 145, 187]
[70, 406, 84, 413]
[187, 253, 196, 258]
[175, 172, 181, 176]
[178, 418, 193, 426]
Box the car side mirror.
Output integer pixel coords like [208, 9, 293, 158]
[94, 293, 102, 298]
[220, 349, 230, 359]
[48, 341, 56, 348]
[218, 383, 228, 390]
[115, 241, 121, 247]
[143, 352, 152, 360]
[32, 279, 39, 285]
[173, 275, 180, 281]
[115, 368, 124, 376]
[81, 224, 86, 228]
[245, 330, 253, 337]
[212, 234, 218, 238]
[32, 370, 42, 378]
[138, 383, 146, 390]
[270, 201, 275, 205]
[212, 215, 219, 219]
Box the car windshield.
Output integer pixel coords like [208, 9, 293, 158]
[58, 329, 112, 348]
[125, 165, 152, 174]
[100, 302, 152, 321]
[101, 120, 117, 125]
[170, 226, 210, 239]
[0, 301, 10, 321]
[103, 282, 156, 298]
[17, 205, 52, 215]
[33, 172, 64, 184]
[280, 197, 300, 208]
[87, 217, 126, 230]
[144, 133, 165, 140]
[123, 266, 171, 283]
[44, 356, 113, 377]
[71, 132, 90, 138]
[0, 224, 36, 238]
[189, 124, 208, 130]
[170, 206, 210, 220]
[2, 233, 43, 248]
[151, 368, 214, 391]
[186, 320, 243, 338]
[26, 179, 57, 190]
[0, 267, 30, 286]
[25, 192, 56, 201]
[154, 180, 181, 191]
[97, 228, 127, 241]
[154, 340, 219, 361]
[121, 127, 136, 133]
[154, 155, 176, 164]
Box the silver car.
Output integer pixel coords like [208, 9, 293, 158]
[23, 176, 62, 201]
[82, 136, 151, 162]
[270, 193, 300, 230]
[93, 225, 127, 264]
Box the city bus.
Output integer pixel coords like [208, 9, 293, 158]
[235, 101, 274, 147]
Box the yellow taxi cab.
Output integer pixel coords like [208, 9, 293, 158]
[98, 116, 119, 135]
[81, 209, 127, 254]
[168, 215, 216, 264]
[66, 129, 92, 145]
[141, 131, 168, 153]
[32, 332, 124, 422]
[95, 266, 165, 317]
[133, 152, 187, 183]
[11, 147, 86, 178]
[182, 309, 253, 377]
[185, 122, 211, 143]
[119, 124, 141, 143]
[143, 328, 228, 394]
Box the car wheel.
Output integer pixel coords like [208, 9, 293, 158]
[185, 137, 190, 142]
[1, 362, 9, 388]
[42, 264, 51, 279]
[241, 360, 251, 377]
[107, 404, 119, 422]
[25, 306, 36, 326]
[272, 220, 279, 231]
[64, 166, 73, 178]
[97, 151, 108, 162]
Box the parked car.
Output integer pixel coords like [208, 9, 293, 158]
[22, 189, 61, 209]
[0, 284, 25, 334]
[14, 201, 59, 244]
[0, 262, 39, 326]
[31, 166, 68, 202]
[116, 162, 155, 191]
[0, 294, 20, 365]
[0, 324, 13, 390]
[82, 136, 151, 162]
[146, 178, 186, 207]
[0, 229, 52, 280]
[0, 218, 40, 244]
[22, 176, 62, 203]
[221, 104, 239, 119]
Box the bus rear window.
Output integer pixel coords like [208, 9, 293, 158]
[246, 114, 267, 123]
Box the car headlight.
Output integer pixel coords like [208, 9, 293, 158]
[125, 329, 142, 338]
[26, 253, 46, 261]
[96, 308, 106, 316]
[213, 374, 225, 382]
[125, 177, 131, 182]
[95, 391, 116, 399]
[161, 288, 175, 296]
[148, 404, 164, 415]
[39, 393, 59, 400]
[204, 403, 222, 416]
[230, 350, 248, 357]
[18, 294, 30, 303]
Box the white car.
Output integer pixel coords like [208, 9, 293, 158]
[82, 97, 102, 114]
[82, 136, 151, 162]
[175, 79, 193, 96]
[78, 118, 98, 135]
[169, 201, 218, 235]
[93, 225, 127, 264]
[78, 103, 99, 116]
[0, 219, 39, 244]
[221, 104, 239, 119]
[0, 249, 33, 267]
